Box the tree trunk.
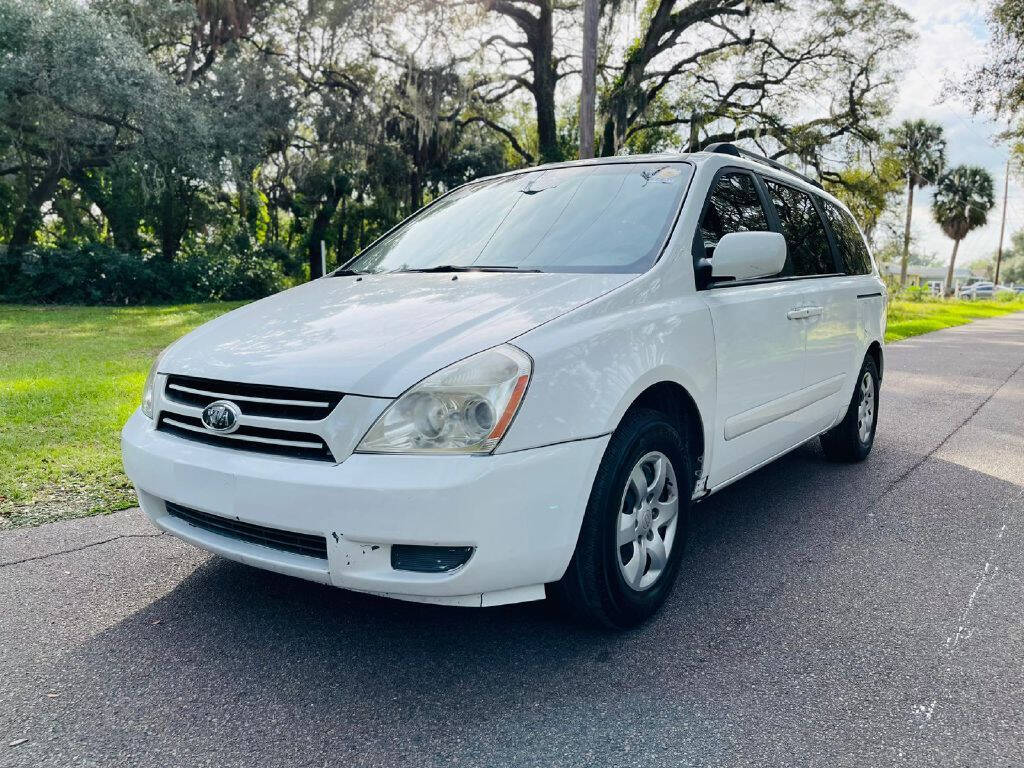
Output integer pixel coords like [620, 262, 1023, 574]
[9, 168, 62, 251]
[410, 168, 424, 211]
[307, 208, 331, 279]
[900, 179, 914, 287]
[578, 0, 599, 160]
[157, 181, 193, 261]
[945, 238, 961, 296]
[532, 1, 560, 164]
[73, 170, 144, 253]
[307, 181, 345, 279]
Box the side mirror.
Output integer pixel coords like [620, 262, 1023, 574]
[710, 232, 787, 283]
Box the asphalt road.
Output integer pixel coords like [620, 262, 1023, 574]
[3, 313, 1024, 768]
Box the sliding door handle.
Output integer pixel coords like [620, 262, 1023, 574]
[786, 308, 810, 320]
[805, 306, 824, 318]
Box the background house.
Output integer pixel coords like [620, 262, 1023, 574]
[880, 263, 977, 292]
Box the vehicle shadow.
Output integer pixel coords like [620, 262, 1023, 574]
[49, 438, 1022, 765]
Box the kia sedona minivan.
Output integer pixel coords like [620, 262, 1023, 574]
[122, 143, 885, 627]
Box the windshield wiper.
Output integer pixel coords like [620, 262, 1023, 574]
[330, 269, 366, 276]
[395, 265, 542, 274]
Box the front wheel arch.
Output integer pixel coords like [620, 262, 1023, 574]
[616, 380, 706, 493]
[866, 340, 883, 381]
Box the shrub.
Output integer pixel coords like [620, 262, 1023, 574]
[903, 285, 931, 302]
[0, 245, 285, 305]
[172, 249, 286, 302]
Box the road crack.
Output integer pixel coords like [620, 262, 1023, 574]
[0, 530, 166, 569]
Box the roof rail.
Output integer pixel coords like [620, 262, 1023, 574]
[702, 142, 824, 190]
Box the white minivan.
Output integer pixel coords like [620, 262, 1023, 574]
[122, 144, 885, 627]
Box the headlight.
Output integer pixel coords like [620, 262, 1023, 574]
[141, 351, 165, 419]
[356, 345, 532, 455]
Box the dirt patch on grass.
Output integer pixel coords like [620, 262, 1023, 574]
[0, 484, 137, 530]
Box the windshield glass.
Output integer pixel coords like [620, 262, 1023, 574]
[346, 162, 692, 274]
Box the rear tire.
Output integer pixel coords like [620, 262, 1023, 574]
[820, 355, 879, 463]
[550, 408, 693, 628]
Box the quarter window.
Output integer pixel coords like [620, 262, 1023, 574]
[821, 200, 873, 275]
[764, 180, 836, 276]
[697, 172, 770, 257]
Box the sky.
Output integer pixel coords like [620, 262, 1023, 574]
[890, 0, 1020, 267]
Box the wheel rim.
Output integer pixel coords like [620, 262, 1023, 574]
[857, 370, 875, 444]
[616, 451, 679, 592]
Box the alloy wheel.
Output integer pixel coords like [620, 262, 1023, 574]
[857, 371, 875, 444]
[616, 451, 679, 591]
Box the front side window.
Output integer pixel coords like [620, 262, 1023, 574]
[821, 200, 873, 275]
[764, 180, 836, 277]
[346, 162, 692, 275]
[696, 172, 770, 257]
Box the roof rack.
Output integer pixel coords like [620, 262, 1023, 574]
[702, 142, 823, 190]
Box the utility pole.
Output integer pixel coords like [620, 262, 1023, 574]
[995, 156, 1010, 285]
[578, 0, 598, 159]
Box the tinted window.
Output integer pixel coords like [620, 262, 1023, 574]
[697, 172, 770, 254]
[347, 162, 692, 274]
[821, 200, 872, 275]
[764, 180, 836, 276]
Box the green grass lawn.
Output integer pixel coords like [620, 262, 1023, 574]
[0, 303, 242, 529]
[1, 296, 1022, 530]
[885, 296, 1024, 342]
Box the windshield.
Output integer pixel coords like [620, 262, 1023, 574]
[345, 162, 692, 275]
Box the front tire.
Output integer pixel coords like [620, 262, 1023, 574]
[551, 408, 693, 628]
[820, 355, 879, 462]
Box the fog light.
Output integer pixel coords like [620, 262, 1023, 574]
[391, 545, 474, 573]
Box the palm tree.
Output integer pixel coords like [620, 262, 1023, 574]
[890, 120, 947, 287]
[932, 166, 996, 295]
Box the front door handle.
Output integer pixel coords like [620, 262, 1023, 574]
[787, 306, 824, 320]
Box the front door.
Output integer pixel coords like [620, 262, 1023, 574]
[693, 170, 812, 487]
[705, 281, 812, 485]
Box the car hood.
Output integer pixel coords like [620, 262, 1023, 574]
[161, 271, 632, 396]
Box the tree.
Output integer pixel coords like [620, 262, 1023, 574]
[824, 156, 902, 243]
[598, 0, 913, 168]
[888, 120, 946, 287]
[0, 0, 197, 251]
[932, 166, 996, 295]
[990, 229, 1024, 284]
[472, 0, 571, 164]
[0, 0, 919, 293]
[960, 0, 1024, 123]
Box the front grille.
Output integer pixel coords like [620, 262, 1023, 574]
[165, 375, 341, 420]
[157, 375, 341, 462]
[158, 413, 335, 461]
[165, 502, 328, 560]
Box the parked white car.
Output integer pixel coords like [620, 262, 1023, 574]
[122, 144, 886, 627]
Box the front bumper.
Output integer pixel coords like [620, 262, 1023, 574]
[121, 410, 608, 606]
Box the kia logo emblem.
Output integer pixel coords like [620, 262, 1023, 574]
[201, 400, 241, 434]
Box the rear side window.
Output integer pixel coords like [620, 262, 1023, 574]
[764, 180, 836, 276]
[697, 172, 770, 255]
[821, 200, 873, 275]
